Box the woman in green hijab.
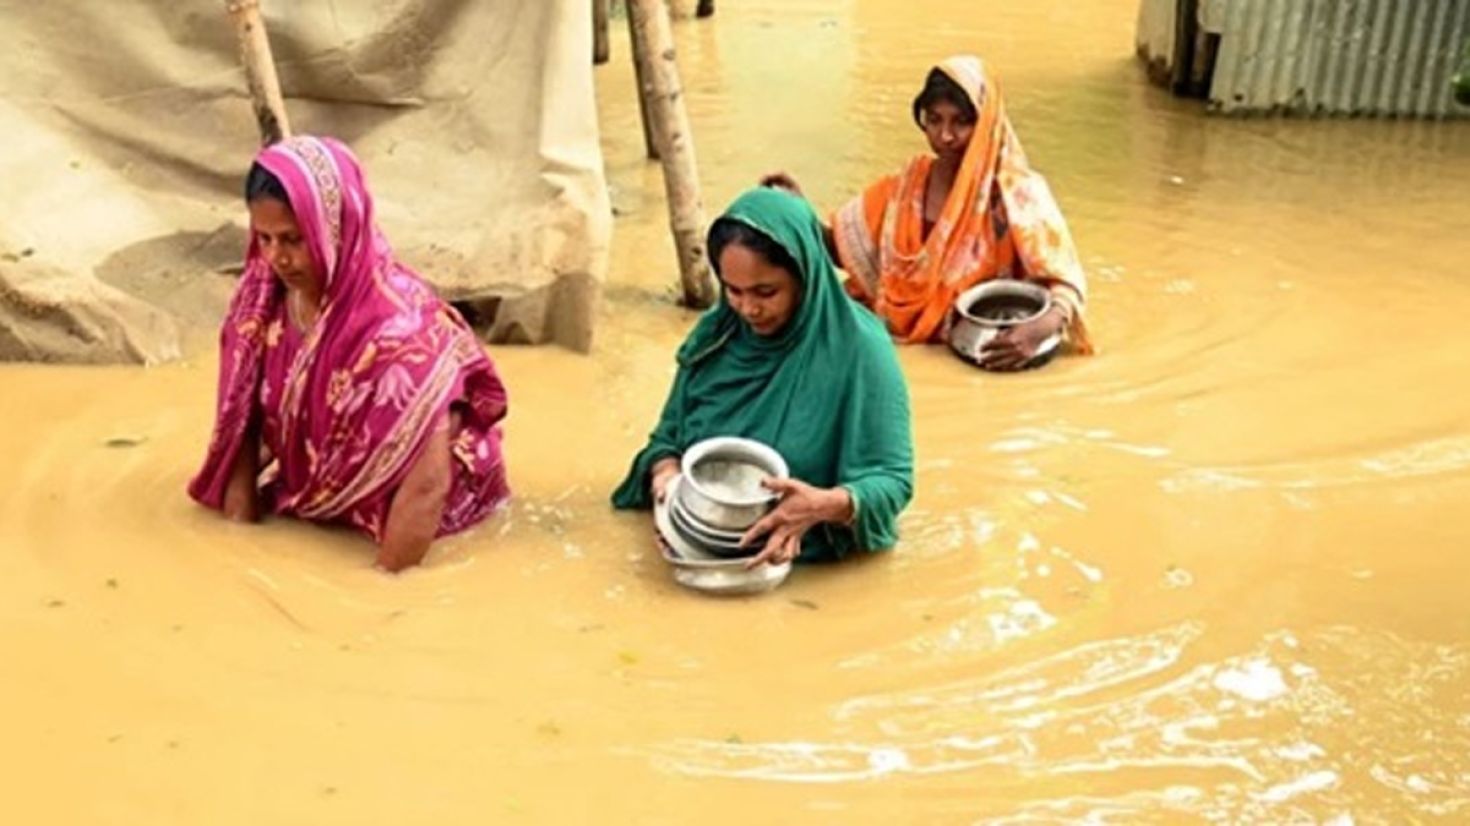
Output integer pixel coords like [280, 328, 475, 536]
[612, 187, 914, 566]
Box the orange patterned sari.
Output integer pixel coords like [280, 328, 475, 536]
[831, 55, 1093, 352]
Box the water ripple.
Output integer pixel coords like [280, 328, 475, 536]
[649, 626, 1470, 821]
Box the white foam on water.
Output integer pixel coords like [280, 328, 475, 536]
[987, 599, 1058, 645]
[990, 438, 1041, 453]
[1256, 769, 1339, 803]
[1054, 492, 1088, 511]
[1213, 658, 1289, 702]
[1276, 741, 1326, 762]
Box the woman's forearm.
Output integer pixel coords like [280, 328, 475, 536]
[841, 469, 912, 552]
[222, 429, 260, 522]
[377, 482, 446, 572]
[377, 417, 453, 572]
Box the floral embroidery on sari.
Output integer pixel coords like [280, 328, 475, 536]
[830, 55, 1093, 351]
[189, 136, 510, 542]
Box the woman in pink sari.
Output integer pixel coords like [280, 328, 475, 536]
[190, 136, 510, 572]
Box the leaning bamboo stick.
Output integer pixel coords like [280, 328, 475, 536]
[625, 3, 661, 160]
[593, 0, 611, 65]
[627, 0, 715, 309]
[224, 0, 292, 145]
[1456, 37, 1470, 106]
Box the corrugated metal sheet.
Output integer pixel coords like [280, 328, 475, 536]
[1138, 0, 1470, 117]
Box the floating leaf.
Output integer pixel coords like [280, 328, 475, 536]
[724, 734, 743, 744]
[536, 721, 562, 736]
[103, 435, 147, 448]
[106, 578, 119, 589]
[47, 598, 65, 608]
[789, 598, 819, 611]
[617, 650, 639, 665]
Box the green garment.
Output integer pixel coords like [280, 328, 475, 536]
[611, 187, 914, 561]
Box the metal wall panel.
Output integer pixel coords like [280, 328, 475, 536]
[1137, 0, 1470, 117]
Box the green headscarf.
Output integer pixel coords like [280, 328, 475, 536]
[612, 187, 914, 561]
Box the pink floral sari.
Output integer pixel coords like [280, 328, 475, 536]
[189, 136, 510, 541]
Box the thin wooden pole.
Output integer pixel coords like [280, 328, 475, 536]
[593, 0, 611, 65]
[224, 0, 292, 145]
[627, 0, 716, 309]
[1456, 37, 1470, 106]
[625, 3, 661, 161]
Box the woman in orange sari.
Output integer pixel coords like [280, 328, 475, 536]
[763, 55, 1093, 370]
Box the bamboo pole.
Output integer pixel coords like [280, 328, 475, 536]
[625, 4, 661, 160]
[593, 0, 610, 65]
[224, 0, 292, 145]
[627, 0, 715, 309]
[1456, 37, 1470, 106]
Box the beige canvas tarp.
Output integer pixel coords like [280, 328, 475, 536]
[0, 0, 610, 361]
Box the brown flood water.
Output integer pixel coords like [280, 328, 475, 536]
[5, 0, 1470, 821]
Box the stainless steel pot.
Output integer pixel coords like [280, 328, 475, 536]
[677, 436, 789, 531]
[947, 279, 1062, 370]
[669, 496, 754, 559]
[654, 478, 793, 596]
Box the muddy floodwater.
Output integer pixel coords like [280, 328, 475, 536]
[5, 0, 1470, 822]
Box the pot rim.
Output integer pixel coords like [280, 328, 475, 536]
[953, 279, 1052, 327]
[670, 502, 751, 552]
[680, 436, 789, 507]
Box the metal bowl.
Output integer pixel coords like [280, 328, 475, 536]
[668, 495, 747, 543]
[669, 496, 757, 559]
[947, 279, 1061, 370]
[666, 556, 791, 595]
[677, 437, 789, 531]
[654, 477, 791, 596]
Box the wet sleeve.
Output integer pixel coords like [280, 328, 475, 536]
[188, 272, 273, 509]
[1047, 282, 1093, 354]
[832, 340, 915, 553]
[610, 364, 689, 510]
[1003, 173, 1095, 355]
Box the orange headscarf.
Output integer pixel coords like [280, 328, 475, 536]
[831, 56, 1092, 352]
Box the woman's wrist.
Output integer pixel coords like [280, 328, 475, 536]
[1046, 303, 1069, 335]
[649, 456, 681, 492]
[1046, 288, 1077, 329]
[823, 487, 855, 525]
